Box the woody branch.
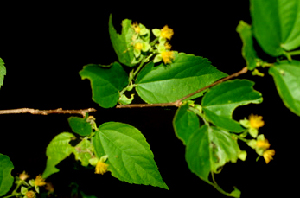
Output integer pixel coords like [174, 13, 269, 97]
[0, 108, 96, 117]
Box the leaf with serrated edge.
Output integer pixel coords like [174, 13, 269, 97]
[93, 122, 168, 189]
[68, 117, 92, 136]
[251, 0, 300, 56]
[0, 58, 6, 89]
[236, 21, 261, 70]
[109, 14, 136, 67]
[269, 61, 300, 116]
[80, 62, 128, 108]
[173, 104, 200, 145]
[136, 53, 227, 104]
[186, 125, 240, 197]
[42, 132, 74, 178]
[202, 79, 262, 132]
[0, 154, 14, 196]
[73, 139, 93, 166]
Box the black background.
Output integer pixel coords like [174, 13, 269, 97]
[0, 1, 297, 198]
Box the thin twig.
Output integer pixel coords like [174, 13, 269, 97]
[116, 102, 178, 108]
[0, 108, 96, 117]
[116, 67, 248, 108]
[177, 66, 248, 102]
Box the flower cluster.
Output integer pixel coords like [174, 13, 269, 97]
[240, 115, 275, 164]
[152, 25, 177, 64]
[15, 172, 51, 198]
[130, 22, 151, 64]
[130, 22, 177, 65]
[247, 134, 275, 163]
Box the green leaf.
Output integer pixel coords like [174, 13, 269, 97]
[236, 21, 260, 70]
[73, 138, 93, 167]
[42, 132, 75, 178]
[93, 122, 168, 189]
[0, 154, 14, 196]
[251, 0, 300, 56]
[173, 104, 200, 145]
[109, 14, 136, 67]
[136, 53, 227, 104]
[185, 125, 240, 197]
[0, 58, 6, 89]
[80, 62, 128, 108]
[202, 80, 262, 132]
[269, 60, 300, 116]
[68, 117, 93, 136]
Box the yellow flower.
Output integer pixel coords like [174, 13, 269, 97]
[256, 139, 270, 150]
[161, 25, 174, 40]
[162, 51, 175, 64]
[132, 22, 141, 34]
[263, 149, 275, 164]
[26, 190, 36, 198]
[249, 114, 264, 129]
[164, 42, 171, 49]
[134, 42, 143, 50]
[95, 162, 109, 175]
[19, 170, 29, 181]
[35, 175, 46, 186]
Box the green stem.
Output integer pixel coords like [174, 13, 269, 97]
[283, 49, 300, 61]
[88, 119, 98, 132]
[261, 62, 274, 67]
[133, 54, 153, 77]
[286, 49, 300, 55]
[119, 53, 153, 97]
[230, 133, 248, 143]
[3, 181, 23, 198]
[3, 194, 21, 198]
[150, 37, 159, 46]
[188, 106, 210, 126]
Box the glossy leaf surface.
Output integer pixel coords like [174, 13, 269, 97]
[136, 53, 227, 104]
[93, 122, 168, 189]
[251, 0, 300, 56]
